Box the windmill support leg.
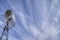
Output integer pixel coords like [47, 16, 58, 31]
[0, 30, 4, 40]
[6, 27, 9, 40]
[0, 26, 9, 40]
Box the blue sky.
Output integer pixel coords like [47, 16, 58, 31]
[0, 0, 60, 40]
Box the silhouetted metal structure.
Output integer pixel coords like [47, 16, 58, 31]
[0, 10, 15, 40]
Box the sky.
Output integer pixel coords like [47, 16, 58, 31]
[0, 0, 60, 40]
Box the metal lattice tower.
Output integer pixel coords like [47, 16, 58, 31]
[0, 18, 12, 40]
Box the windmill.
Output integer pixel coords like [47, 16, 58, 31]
[0, 10, 15, 40]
